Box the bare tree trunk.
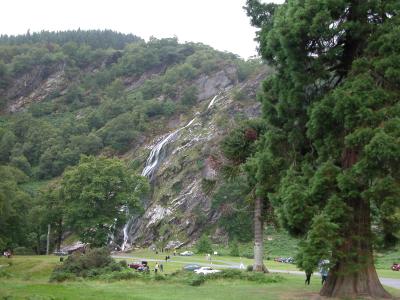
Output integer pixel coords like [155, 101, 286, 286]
[253, 197, 268, 272]
[46, 224, 51, 255]
[320, 149, 391, 298]
[56, 218, 63, 252]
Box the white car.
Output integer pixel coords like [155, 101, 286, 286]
[194, 267, 221, 275]
[179, 251, 194, 256]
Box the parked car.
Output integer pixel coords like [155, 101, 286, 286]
[129, 261, 148, 270]
[194, 267, 221, 275]
[180, 251, 194, 256]
[392, 263, 400, 271]
[128, 263, 143, 269]
[183, 264, 201, 271]
[274, 257, 295, 264]
[53, 251, 68, 256]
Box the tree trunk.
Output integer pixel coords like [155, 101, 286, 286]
[56, 218, 63, 252]
[320, 149, 391, 298]
[253, 197, 268, 272]
[46, 224, 51, 255]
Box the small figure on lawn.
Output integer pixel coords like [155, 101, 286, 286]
[154, 262, 159, 274]
[305, 270, 312, 285]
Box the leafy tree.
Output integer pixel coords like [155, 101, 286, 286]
[229, 239, 240, 257]
[245, 0, 400, 297]
[196, 234, 213, 254]
[0, 166, 32, 250]
[180, 85, 198, 106]
[61, 156, 149, 247]
[10, 154, 32, 176]
[0, 130, 16, 162]
[99, 112, 142, 152]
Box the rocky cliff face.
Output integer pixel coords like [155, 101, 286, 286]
[120, 68, 266, 249]
[2, 52, 267, 249]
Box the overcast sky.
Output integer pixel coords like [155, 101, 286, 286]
[1, 0, 283, 59]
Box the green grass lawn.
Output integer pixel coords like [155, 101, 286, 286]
[119, 248, 400, 278]
[1, 255, 398, 300]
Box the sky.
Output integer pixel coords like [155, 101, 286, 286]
[0, 0, 283, 59]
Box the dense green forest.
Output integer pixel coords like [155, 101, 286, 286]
[0, 30, 261, 253]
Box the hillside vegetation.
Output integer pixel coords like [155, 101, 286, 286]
[0, 30, 264, 253]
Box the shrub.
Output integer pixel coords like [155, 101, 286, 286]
[229, 240, 240, 257]
[13, 247, 35, 255]
[154, 274, 166, 281]
[196, 235, 213, 254]
[50, 247, 117, 281]
[49, 271, 76, 282]
[187, 274, 206, 286]
[118, 260, 127, 268]
[99, 269, 140, 281]
[246, 265, 253, 272]
[208, 269, 284, 284]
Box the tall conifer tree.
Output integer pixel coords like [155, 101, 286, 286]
[245, 0, 400, 298]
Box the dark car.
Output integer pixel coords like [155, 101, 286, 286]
[128, 263, 143, 269]
[392, 263, 400, 271]
[183, 264, 201, 271]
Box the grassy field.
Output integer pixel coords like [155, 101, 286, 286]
[0, 255, 399, 300]
[119, 248, 400, 279]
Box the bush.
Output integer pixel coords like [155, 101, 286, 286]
[50, 247, 117, 281]
[49, 271, 76, 282]
[99, 269, 141, 281]
[118, 260, 127, 268]
[196, 235, 213, 254]
[246, 265, 253, 272]
[13, 247, 35, 255]
[208, 269, 284, 284]
[229, 240, 240, 257]
[187, 274, 206, 286]
[154, 274, 166, 281]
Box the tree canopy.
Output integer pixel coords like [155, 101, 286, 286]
[60, 156, 149, 247]
[245, 0, 400, 298]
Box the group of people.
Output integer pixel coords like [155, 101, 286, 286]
[154, 262, 163, 273]
[3, 250, 11, 258]
[305, 260, 329, 286]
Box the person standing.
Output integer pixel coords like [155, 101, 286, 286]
[320, 264, 329, 285]
[154, 262, 159, 274]
[305, 270, 312, 285]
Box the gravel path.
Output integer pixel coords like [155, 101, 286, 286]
[113, 255, 400, 290]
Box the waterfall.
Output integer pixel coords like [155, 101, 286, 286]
[120, 94, 218, 251]
[121, 218, 131, 251]
[141, 118, 195, 179]
[207, 94, 218, 110]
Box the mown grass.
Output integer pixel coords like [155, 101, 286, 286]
[119, 248, 400, 278]
[0, 255, 399, 300]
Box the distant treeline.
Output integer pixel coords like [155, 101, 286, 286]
[0, 29, 143, 49]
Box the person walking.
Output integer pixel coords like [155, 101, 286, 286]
[305, 270, 312, 285]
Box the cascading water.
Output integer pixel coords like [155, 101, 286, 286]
[141, 118, 196, 179]
[120, 94, 219, 251]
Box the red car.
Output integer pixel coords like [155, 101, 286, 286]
[392, 264, 400, 271]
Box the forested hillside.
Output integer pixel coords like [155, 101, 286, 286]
[0, 30, 265, 253]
